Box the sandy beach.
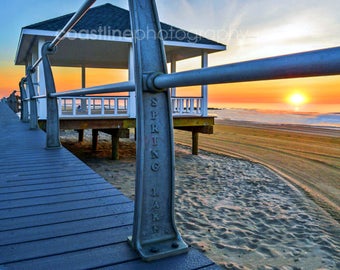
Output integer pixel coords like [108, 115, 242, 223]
[176, 120, 340, 223]
[60, 124, 340, 270]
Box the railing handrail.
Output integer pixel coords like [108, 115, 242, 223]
[30, 0, 96, 73]
[58, 95, 129, 99]
[48, 0, 96, 50]
[153, 46, 340, 89]
[50, 81, 135, 97]
[58, 95, 130, 118]
[171, 96, 203, 99]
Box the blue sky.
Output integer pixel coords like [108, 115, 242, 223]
[1, 0, 339, 65]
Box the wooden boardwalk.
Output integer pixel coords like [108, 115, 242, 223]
[0, 102, 220, 270]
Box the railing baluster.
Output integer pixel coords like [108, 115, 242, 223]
[114, 97, 118, 115]
[58, 98, 62, 116]
[72, 98, 76, 116]
[57, 96, 132, 117]
[190, 98, 194, 114]
[101, 97, 105, 115]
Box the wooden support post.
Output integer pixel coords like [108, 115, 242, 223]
[92, 129, 98, 152]
[81, 66, 86, 88]
[77, 129, 84, 142]
[111, 129, 120, 160]
[201, 52, 208, 116]
[171, 56, 176, 97]
[192, 130, 199, 155]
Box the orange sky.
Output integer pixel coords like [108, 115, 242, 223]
[2, 56, 339, 109]
[0, 0, 339, 110]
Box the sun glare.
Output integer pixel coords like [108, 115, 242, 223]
[288, 93, 307, 106]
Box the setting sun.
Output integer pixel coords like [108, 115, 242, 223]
[288, 93, 308, 106]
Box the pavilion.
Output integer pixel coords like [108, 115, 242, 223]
[15, 3, 226, 157]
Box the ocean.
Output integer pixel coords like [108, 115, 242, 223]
[208, 103, 340, 128]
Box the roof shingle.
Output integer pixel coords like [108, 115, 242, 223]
[24, 3, 224, 46]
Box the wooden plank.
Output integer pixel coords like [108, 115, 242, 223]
[0, 202, 133, 231]
[173, 116, 215, 127]
[1, 174, 103, 188]
[2, 242, 139, 270]
[0, 226, 133, 264]
[0, 178, 105, 193]
[0, 182, 112, 201]
[100, 249, 216, 270]
[1, 168, 99, 182]
[0, 158, 89, 172]
[0, 212, 134, 246]
[57, 118, 137, 130]
[0, 189, 122, 210]
[42, 116, 215, 130]
[0, 195, 131, 219]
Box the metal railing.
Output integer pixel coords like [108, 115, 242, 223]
[172, 97, 202, 115]
[58, 96, 129, 118]
[18, 0, 340, 263]
[57, 96, 203, 118]
[29, 0, 96, 73]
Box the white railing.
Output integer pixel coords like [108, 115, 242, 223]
[57, 96, 203, 118]
[172, 97, 202, 116]
[58, 96, 129, 117]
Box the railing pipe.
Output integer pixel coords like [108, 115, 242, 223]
[49, 81, 135, 97]
[153, 46, 340, 89]
[31, 95, 47, 99]
[48, 0, 96, 50]
[30, 0, 96, 73]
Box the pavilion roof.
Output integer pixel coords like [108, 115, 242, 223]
[15, 3, 226, 68]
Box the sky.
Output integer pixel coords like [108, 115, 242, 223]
[0, 0, 339, 111]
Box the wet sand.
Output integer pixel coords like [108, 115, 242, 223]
[60, 127, 340, 270]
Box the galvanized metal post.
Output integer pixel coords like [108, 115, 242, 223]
[41, 42, 61, 149]
[128, 0, 188, 261]
[19, 78, 29, 123]
[26, 67, 38, 129]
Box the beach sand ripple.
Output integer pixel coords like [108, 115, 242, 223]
[61, 130, 340, 270]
